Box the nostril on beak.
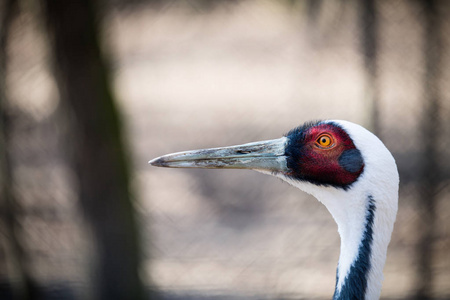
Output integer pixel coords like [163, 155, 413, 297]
[236, 150, 251, 154]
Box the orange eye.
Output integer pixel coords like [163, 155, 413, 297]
[316, 134, 334, 148]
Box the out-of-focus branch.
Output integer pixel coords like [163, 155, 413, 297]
[359, 0, 379, 135]
[40, 0, 149, 299]
[415, 1, 442, 299]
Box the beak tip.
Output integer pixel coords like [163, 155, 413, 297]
[149, 157, 166, 167]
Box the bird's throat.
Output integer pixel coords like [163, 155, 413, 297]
[284, 174, 396, 300]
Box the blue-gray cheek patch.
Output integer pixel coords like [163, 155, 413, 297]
[338, 149, 364, 173]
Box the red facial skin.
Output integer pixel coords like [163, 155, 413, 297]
[285, 123, 364, 188]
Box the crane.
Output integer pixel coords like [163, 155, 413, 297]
[149, 120, 399, 300]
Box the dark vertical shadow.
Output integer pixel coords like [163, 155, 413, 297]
[415, 0, 442, 299]
[306, 0, 323, 24]
[359, 0, 380, 135]
[40, 1, 151, 299]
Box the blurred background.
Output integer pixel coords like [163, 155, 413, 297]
[0, 0, 449, 299]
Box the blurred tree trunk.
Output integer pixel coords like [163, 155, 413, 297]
[359, 0, 379, 135]
[41, 1, 147, 299]
[415, 0, 442, 299]
[0, 1, 38, 299]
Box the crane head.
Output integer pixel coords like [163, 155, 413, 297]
[150, 120, 366, 191]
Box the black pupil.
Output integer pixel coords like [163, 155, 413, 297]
[321, 137, 327, 144]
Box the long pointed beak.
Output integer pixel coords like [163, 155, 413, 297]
[149, 137, 288, 173]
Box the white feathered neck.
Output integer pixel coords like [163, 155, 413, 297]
[280, 120, 399, 300]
